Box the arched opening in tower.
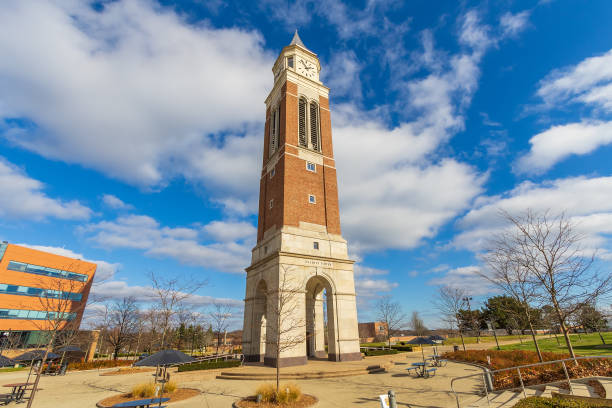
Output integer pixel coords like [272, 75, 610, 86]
[305, 276, 335, 360]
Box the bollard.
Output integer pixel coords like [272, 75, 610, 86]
[388, 390, 397, 408]
[256, 394, 262, 403]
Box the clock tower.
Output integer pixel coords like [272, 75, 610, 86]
[242, 32, 361, 367]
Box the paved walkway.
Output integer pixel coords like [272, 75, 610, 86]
[0, 350, 488, 408]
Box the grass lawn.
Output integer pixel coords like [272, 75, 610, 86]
[443, 334, 541, 345]
[0, 366, 26, 373]
[497, 332, 612, 356]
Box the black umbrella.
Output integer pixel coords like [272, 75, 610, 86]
[0, 355, 15, 367]
[56, 346, 81, 353]
[408, 337, 436, 362]
[14, 350, 60, 362]
[134, 350, 195, 407]
[133, 349, 195, 367]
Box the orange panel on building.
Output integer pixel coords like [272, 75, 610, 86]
[0, 242, 96, 332]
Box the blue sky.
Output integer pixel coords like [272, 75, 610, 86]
[1, 0, 612, 328]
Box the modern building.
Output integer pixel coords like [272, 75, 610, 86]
[0, 241, 96, 347]
[358, 322, 389, 340]
[242, 32, 361, 367]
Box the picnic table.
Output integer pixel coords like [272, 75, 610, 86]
[1, 382, 34, 404]
[427, 355, 448, 367]
[112, 397, 170, 408]
[407, 362, 437, 378]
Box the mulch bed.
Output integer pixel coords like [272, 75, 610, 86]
[97, 388, 200, 407]
[235, 395, 318, 408]
[100, 367, 155, 376]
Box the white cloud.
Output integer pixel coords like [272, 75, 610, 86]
[0, 157, 92, 221]
[322, 50, 363, 100]
[454, 176, 612, 259]
[91, 279, 242, 307]
[17, 243, 119, 283]
[500, 11, 531, 38]
[331, 12, 495, 253]
[80, 214, 254, 273]
[0, 0, 270, 210]
[203, 221, 257, 243]
[102, 194, 133, 210]
[354, 265, 389, 277]
[516, 120, 612, 174]
[428, 265, 495, 296]
[537, 48, 612, 109]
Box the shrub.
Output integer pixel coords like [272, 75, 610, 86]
[67, 359, 132, 371]
[131, 382, 156, 398]
[364, 349, 398, 356]
[391, 345, 414, 352]
[512, 396, 595, 408]
[255, 383, 302, 403]
[442, 350, 612, 390]
[177, 359, 241, 372]
[164, 380, 177, 393]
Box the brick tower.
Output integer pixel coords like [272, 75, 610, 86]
[242, 32, 361, 367]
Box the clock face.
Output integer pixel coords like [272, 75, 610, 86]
[297, 59, 317, 79]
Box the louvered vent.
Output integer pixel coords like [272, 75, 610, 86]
[310, 102, 319, 151]
[299, 98, 307, 147]
[269, 109, 277, 155]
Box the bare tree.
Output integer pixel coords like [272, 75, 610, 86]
[495, 210, 612, 359]
[375, 295, 406, 348]
[433, 285, 467, 351]
[409, 311, 428, 337]
[209, 303, 234, 355]
[265, 265, 306, 393]
[27, 275, 91, 408]
[148, 271, 206, 349]
[106, 297, 139, 359]
[480, 241, 545, 362]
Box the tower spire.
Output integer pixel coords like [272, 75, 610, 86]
[290, 29, 305, 48]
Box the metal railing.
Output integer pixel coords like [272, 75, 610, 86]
[449, 355, 610, 408]
[174, 352, 244, 367]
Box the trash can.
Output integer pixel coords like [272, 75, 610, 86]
[453, 345, 459, 352]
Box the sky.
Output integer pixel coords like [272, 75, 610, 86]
[1, 0, 612, 329]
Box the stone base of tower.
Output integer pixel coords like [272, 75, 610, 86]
[242, 230, 361, 369]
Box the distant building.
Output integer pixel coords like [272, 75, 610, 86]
[0, 242, 96, 347]
[358, 322, 389, 340]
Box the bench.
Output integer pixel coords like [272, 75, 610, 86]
[424, 368, 437, 378]
[0, 394, 12, 406]
[406, 367, 419, 376]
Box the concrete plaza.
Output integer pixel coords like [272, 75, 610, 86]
[0, 348, 491, 408]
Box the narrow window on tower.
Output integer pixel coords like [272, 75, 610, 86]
[269, 108, 278, 156]
[306, 162, 316, 172]
[309, 102, 320, 151]
[298, 97, 307, 148]
[313, 242, 319, 250]
[287, 56, 294, 68]
[269, 167, 275, 178]
[269, 199, 274, 209]
[308, 194, 316, 204]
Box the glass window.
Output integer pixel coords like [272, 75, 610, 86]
[309, 195, 316, 204]
[288, 57, 293, 68]
[306, 162, 316, 172]
[7, 260, 87, 282]
[313, 242, 319, 250]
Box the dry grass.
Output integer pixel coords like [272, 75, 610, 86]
[100, 367, 154, 376]
[236, 394, 317, 408]
[131, 382, 157, 398]
[255, 383, 302, 404]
